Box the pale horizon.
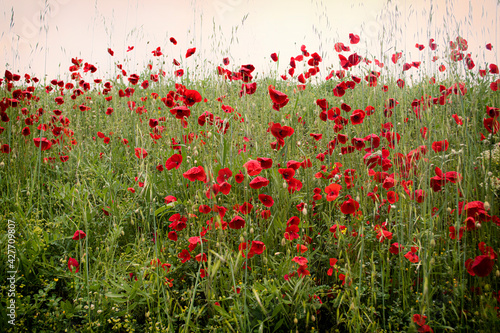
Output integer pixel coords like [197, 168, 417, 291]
[0, 0, 498, 82]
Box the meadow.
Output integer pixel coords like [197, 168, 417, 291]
[0, 32, 499, 332]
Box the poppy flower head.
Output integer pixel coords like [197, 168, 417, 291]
[68, 257, 79, 273]
[249, 176, 270, 189]
[268, 85, 289, 110]
[165, 154, 182, 170]
[257, 157, 273, 169]
[229, 215, 245, 229]
[258, 194, 274, 207]
[33, 137, 52, 151]
[134, 148, 148, 159]
[243, 160, 263, 176]
[183, 166, 207, 183]
[349, 33, 360, 44]
[72, 230, 86, 240]
[340, 198, 359, 215]
[324, 183, 342, 201]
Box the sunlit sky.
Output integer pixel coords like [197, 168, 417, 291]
[0, 0, 498, 82]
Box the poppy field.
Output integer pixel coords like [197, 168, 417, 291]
[1, 31, 500, 332]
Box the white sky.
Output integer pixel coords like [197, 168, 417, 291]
[0, 0, 498, 82]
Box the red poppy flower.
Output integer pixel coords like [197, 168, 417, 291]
[229, 216, 245, 229]
[452, 114, 463, 125]
[376, 228, 393, 242]
[219, 182, 231, 195]
[178, 249, 191, 263]
[268, 85, 289, 110]
[170, 106, 191, 119]
[389, 243, 404, 255]
[471, 255, 494, 277]
[278, 168, 295, 181]
[183, 89, 202, 106]
[292, 256, 308, 266]
[270, 122, 294, 139]
[195, 253, 208, 263]
[349, 33, 360, 44]
[185, 48, 196, 58]
[258, 194, 274, 207]
[1, 144, 11, 154]
[449, 226, 464, 240]
[294, 264, 309, 277]
[167, 231, 178, 241]
[72, 230, 86, 240]
[287, 178, 303, 194]
[68, 257, 79, 273]
[33, 137, 52, 151]
[249, 176, 269, 189]
[334, 42, 350, 52]
[429, 38, 437, 50]
[257, 157, 273, 169]
[350, 109, 365, 125]
[175, 69, 184, 77]
[490, 79, 499, 91]
[239, 202, 253, 215]
[165, 154, 182, 170]
[260, 210, 271, 219]
[333, 81, 347, 97]
[134, 148, 148, 159]
[249, 241, 265, 256]
[183, 166, 207, 182]
[404, 251, 419, 263]
[243, 160, 263, 176]
[484, 117, 500, 134]
[340, 198, 359, 215]
[216, 168, 232, 184]
[310, 133, 322, 141]
[387, 191, 398, 204]
[324, 183, 341, 201]
[271, 53, 278, 62]
[431, 140, 449, 153]
[235, 171, 245, 183]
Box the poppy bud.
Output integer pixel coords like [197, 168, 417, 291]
[311, 315, 315, 322]
[484, 201, 491, 210]
[447, 207, 452, 213]
[496, 270, 500, 277]
[240, 235, 245, 243]
[283, 182, 287, 188]
[302, 208, 307, 215]
[294, 318, 298, 324]
[430, 239, 436, 247]
[262, 257, 267, 265]
[250, 228, 254, 234]
[475, 222, 481, 229]
[243, 231, 247, 237]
